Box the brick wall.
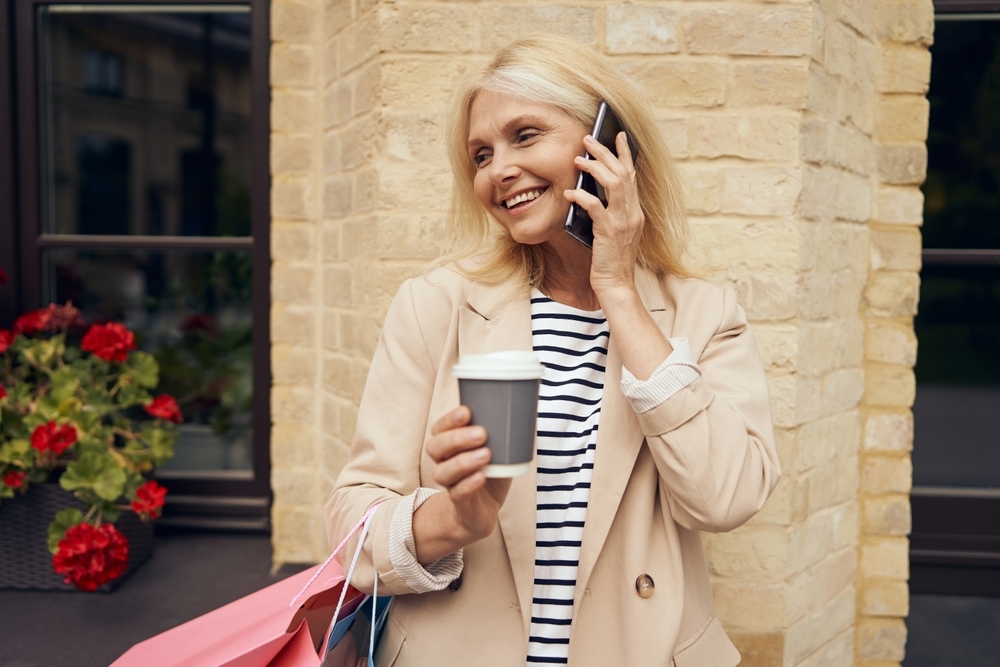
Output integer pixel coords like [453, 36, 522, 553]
[269, 1, 932, 664]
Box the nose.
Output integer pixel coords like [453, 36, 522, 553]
[488, 147, 520, 186]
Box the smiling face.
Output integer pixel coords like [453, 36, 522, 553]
[467, 90, 589, 248]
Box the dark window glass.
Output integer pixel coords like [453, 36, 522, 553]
[39, 9, 252, 237]
[914, 20, 1000, 489]
[44, 248, 254, 475]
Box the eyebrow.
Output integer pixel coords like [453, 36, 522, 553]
[467, 114, 546, 148]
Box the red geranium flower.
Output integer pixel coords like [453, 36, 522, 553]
[30, 421, 78, 456]
[131, 480, 167, 520]
[0, 330, 12, 353]
[81, 322, 135, 362]
[13, 308, 52, 336]
[144, 394, 183, 423]
[2, 470, 26, 489]
[0, 384, 6, 400]
[52, 522, 130, 591]
[0, 268, 7, 285]
[45, 303, 83, 331]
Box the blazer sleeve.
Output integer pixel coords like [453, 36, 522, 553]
[324, 278, 442, 596]
[636, 285, 781, 533]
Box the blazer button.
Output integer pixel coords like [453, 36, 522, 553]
[448, 574, 463, 591]
[635, 574, 655, 598]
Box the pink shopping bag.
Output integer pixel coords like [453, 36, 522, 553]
[112, 505, 382, 667]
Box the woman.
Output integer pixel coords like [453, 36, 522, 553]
[326, 33, 780, 667]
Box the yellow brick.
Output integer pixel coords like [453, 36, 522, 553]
[806, 63, 839, 117]
[324, 175, 353, 218]
[858, 618, 907, 661]
[875, 186, 923, 225]
[877, 143, 927, 185]
[864, 272, 920, 317]
[382, 56, 481, 112]
[800, 167, 839, 222]
[272, 222, 314, 262]
[789, 511, 835, 574]
[272, 178, 312, 220]
[272, 1, 318, 43]
[324, 265, 353, 307]
[689, 114, 800, 161]
[273, 89, 317, 132]
[271, 304, 316, 345]
[272, 422, 316, 467]
[690, 219, 799, 273]
[801, 118, 830, 165]
[863, 495, 911, 535]
[702, 525, 790, 580]
[877, 0, 934, 46]
[753, 324, 798, 372]
[271, 385, 317, 425]
[339, 11, 379, 74]
[272, 133, 314, 173]
[863, 411, 913, 453]
[322, 352, 353, 397]
[684, 6, 812, 56]
[870, 228, 922, 272]
[377, 213, 446, 260]
[324, 132, 340, 172]
[876, 94, 930, 142]
[383, 113, 448, 164]
[606, 5, 679, 54]
[837, 170, 872, 222]
[785, 588, 855, 665]
[840, 76, 877, 135]
[632, 60, 726, 109]
[271, 43, 315, 87]
[478, 5, 596, 51]
[860, 453, 912, 497]
[272, 264, 315, 304]
[831, 124, 875, 177]
[866, 321, 918, 367]
[865, 363, 916, 408]
[728, 60, 809, 109]
[379, 4, 474, 53]
[878, 43, 932, 93]
[712, 580, 789, 633]
[677, 165, 719, 215]
[797, 629, 853, 667]
[861, 579, 909, 617]
[825, 19, 877, 82]
[325, 0, 351, 40]
[822, 369, 865, 417]
[721, 168, 801, 217]
[839, 0, 877, 39]
[860, 537, 909, 579]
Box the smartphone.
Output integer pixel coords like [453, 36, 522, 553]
[563, 101, 640, 248]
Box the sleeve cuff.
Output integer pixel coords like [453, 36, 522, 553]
[388, 488, 464, 593]
[621, 337, 702, 413]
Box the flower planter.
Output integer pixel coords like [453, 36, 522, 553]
[0, 484, 154, 591]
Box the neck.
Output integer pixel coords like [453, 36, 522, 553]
[539, 237, 599, 311]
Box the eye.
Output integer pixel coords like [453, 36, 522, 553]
[472, 149, 492, 167]
[515, 129, 540, 144]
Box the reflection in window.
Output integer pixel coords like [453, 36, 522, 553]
[77, 135, 130, 235]
[46, 249, 254, 472]
[82, 49, 123, 96]
[39, 8, 252, 237]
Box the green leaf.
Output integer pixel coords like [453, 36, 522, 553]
[0, 484, 14, 499]
[50, 367, 81, 402]
[59, 451, 127, 502]
[0, 439, 31, 465]
[124, 351, 159, 389]
[47, 508, 85, 554]
[76, 435, 109, 457]
[141, 425, 176, 467]
[68, 409, 102, 432]
[35, 396, 61, 420]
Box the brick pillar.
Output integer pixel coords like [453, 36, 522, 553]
[270, 4, 931, 666]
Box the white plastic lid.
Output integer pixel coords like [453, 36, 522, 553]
[453, 351, 545, 380]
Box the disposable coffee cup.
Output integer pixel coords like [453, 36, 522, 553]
[453, 351, 544, 478]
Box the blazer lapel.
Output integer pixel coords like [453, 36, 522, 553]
[574, 266, 670, 607]
[459, 278, 537, 635]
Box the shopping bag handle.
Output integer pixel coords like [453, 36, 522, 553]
[289, 502, 384, 609]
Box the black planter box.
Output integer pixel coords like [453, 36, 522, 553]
[0, 483, 154, 591]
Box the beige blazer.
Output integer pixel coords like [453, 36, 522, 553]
[325, 264, 780, 667]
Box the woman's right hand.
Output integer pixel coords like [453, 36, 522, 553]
[412, 406, 512, 564]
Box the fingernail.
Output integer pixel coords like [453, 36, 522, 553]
[453, 407, 465, 421]
[469, 426, 486, 442]
[474, 448, 490, 462]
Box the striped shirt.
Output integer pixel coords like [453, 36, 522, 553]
[527, 289, 608, 665]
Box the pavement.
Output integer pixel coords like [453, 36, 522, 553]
[0, 531, 996, 666]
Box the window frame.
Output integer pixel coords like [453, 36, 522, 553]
[2, 0, 272, 528]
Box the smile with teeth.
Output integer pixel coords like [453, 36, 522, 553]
[503, 188, 546, 209]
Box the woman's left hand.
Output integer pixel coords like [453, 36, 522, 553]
[563, 132, 645, 299]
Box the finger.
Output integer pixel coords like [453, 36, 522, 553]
[434, 447, 491, 488]
[426, 424, 487, 463]
[615, 131, 636, 171]
[431, 405, 470, 436]
[574, 154, 622, 195]
[583, 135, 629, 177]
[449, 470, 487, 501]
[563, 187, 606, 217]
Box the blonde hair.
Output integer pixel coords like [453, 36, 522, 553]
[439, 33, 691, 286]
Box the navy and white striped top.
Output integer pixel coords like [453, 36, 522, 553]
[527, 289, 609, 665]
